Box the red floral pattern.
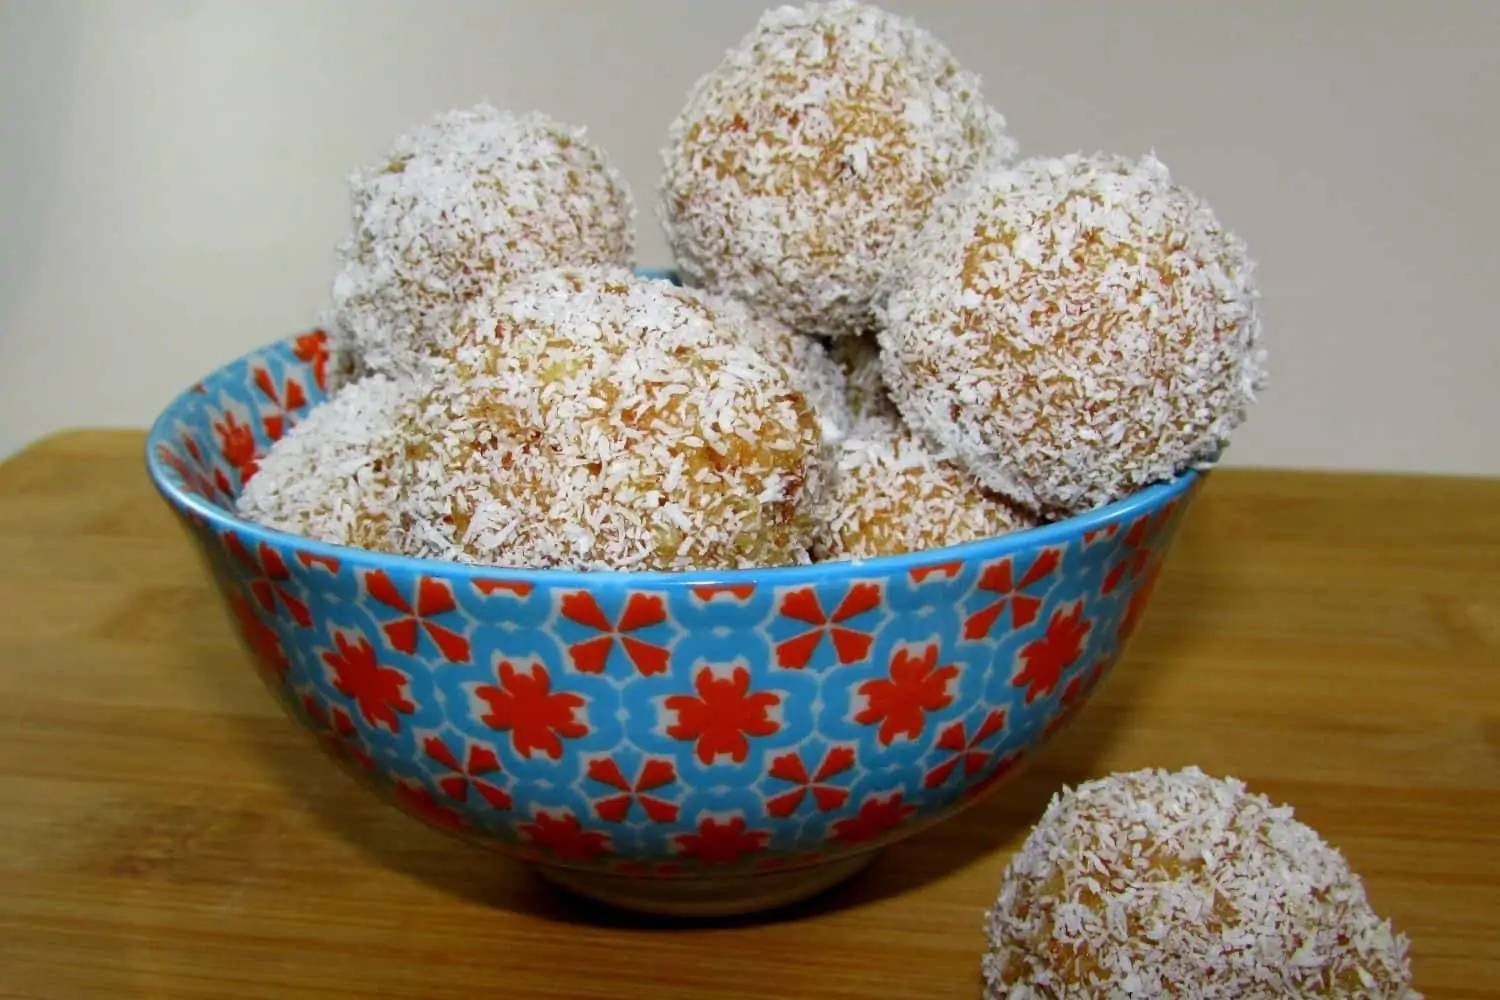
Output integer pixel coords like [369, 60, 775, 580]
[585, 757, 680, 823]
[213, 410, 258, 484]
[1012, 602, 1092, 705]
[321, 630, 415, 733]
[774, 582, 882, 669]
[765, 746, 856, 816]
[364, 570, 471, 662]
[559, 591, 670, 676]
[157, 441, 220, 502]
[521, 810, 611, 861]
[909, 561, 963, 584]
[297, 551, 341, 574]
[675, 815, 768, 865]
[1083, 523, 1120, 546]
[182, 433, 204, 466]
[229, 590, 287, 682]
[252, 366, 307, 442]
[833, 791, 915, 844]
[963, 548, 1062, 641]
[423, 736, 512, 810]
[224, 534, 312, 628]
[472, 579, 534, 598]
[179, 432, 226, 499]
[923, 709, 1008, 789]
[1103, 505, 1176, 595]
[291, 330, 332, 393]
[692, 584, 756, 603]
[665, 665, 781, 765]
[474, 659, 587, 760]
[855, 643, 960, 746]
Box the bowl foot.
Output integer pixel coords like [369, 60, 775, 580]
[532, 852, 880, 918]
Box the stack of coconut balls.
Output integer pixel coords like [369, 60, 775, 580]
[239, 0, 1267, 573]
[232, 5, 1430, 995]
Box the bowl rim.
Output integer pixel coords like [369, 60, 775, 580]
[144, 321, 1202, 588]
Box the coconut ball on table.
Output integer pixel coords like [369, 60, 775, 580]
[402, 266, 828, 572]
[814, 413, 1034, 562]
[659, 0, 1017, 339]
[332, 103, 636, 380]
[235, 374, 419, 554]
[881, 152, 1267, 519]
[983, 766, 1421, 999]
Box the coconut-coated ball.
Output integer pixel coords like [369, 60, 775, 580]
[881, 152, 1266, 517]
[696, 289, 855, 440]
[235, 373, 416, 553]
[659, 0, 1016, 338]
[332, 103, 635, 380]
[814, 414, 1033, 561]
[984, 766, 1419, 999]
[398, 266, 827, 571]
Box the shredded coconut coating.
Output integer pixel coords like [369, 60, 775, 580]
[881, 152, 1267, 518]
[695, 289, 854, 440]
[316, 309, 364, 395]
[815, 414, 1034, 561]
[399, 266, 827, 572]
[332, 103, 636, 380]
[983, 766, 1422, 1000]
[236, 374, 418, 553]
[828, 330, 898, 422]
[659, 0, 1017, 338]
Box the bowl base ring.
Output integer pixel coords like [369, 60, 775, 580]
[531, 851, 880, 918]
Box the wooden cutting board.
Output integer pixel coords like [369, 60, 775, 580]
[0, 429, 1495, 999]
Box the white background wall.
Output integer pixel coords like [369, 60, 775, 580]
[1, 0, 1496, 474]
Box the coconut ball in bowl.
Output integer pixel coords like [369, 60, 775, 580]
[692, 288, 856, 442]
[881, 151, 1267, 519]
[332, 103, 636, 380]
[659, 0, 1017, 338]
[234, 372, 420, 555]
[813, 413, 1036, 562]
[397, 266, 831, 572]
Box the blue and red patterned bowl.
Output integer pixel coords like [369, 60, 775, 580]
[144, 300, 1200, 917]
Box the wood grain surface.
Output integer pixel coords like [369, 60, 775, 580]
[0, 429, 1495, 1000]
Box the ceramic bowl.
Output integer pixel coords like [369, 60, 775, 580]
[144, 287, 1200, 917]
